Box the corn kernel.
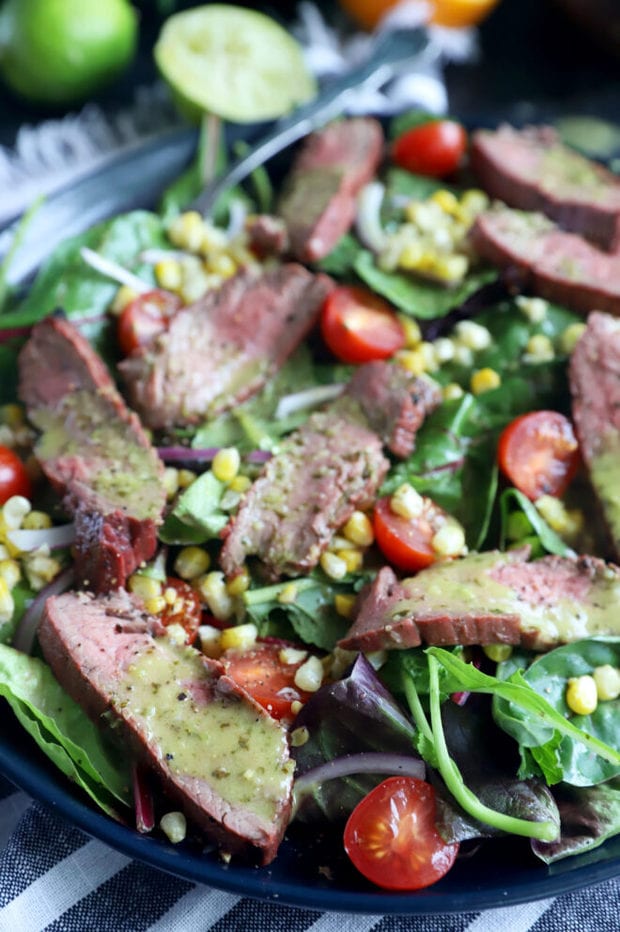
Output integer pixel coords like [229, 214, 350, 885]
[566, 675, 598, 716]
[394, 348, 427, 376]
[168, 211, 205, 252]
[0, 559, 20, 590]
[199, 222, 229, 255]
[128, 575, 162, 601]
[524, 333, 554, 363]
[24, 551, 61, 589]
[319, 551, 348, 581]
[294, 655, 324, 693]
[174, 546, 210, 581]
[560, 322, 587, 355]
[399, 316, 422, 348]
[442, 382, 464, 402]
[21, 511, 52, 531]
[593, 664, 620, 701]
[206, 254, 237, 278]
[470, 368, 501, 395]
[143, 596, 167, 615]
[154, 259, 183, 291]
[163, 467, 180, 499]
[110, 285, 139, 315]
[391, 483, 424, 520]
[279, 646, 308, 665]
[535, 495, 583, 539]
[211, 448, 240, 483]
[398, 241, 424, 270]
[336, 548, 364, 574]
[483, 644, 513, 662]
[434, 337, 456, 363]
[227, 567, 250, 596]
[179, 269, 211, 304]
[418, 341, 439, 372]
[160, 812, 187, 844]
[290, 726, 310, 748]
[515, 295, 548, 323]
[219, 622, 258, 652]
[342, 511, 374, 547]
[430, 189, 460, 215]
[452, 344, 474, 367]
[198, 624, 223, 658]
[229, 475, 251, 494]
[460, 189, 490, 216]
[290, 700, 304, 716]
[163, 586, 178, 605]
[198, 571, 234, 621]
[454, 320, 492, 351]
[2, 496, 31, 530]
[334, 593, 356, 619]
[0, 577, 14, 623]
[177, 469, 196, 489]
[431, 522, 466, 557]
[277, 582, 298, 604]
[432, 255, 468, 284]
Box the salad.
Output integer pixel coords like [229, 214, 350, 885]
[0, 111, 620, 896]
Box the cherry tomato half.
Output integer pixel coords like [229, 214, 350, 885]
[117, 289, 182, 357]
[344, 777, 460, 890]
[373, 494, 449, 573]
[0, 446, 32, 505]
[392, 120, 467, 178]
[160, 577, 202, 645]
[497, 410, 579, 501]
[320, 286, 405, 364]
[221, 641, 312, 722]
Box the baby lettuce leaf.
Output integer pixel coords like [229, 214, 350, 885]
[495, 640, 620, 787]
[0, 644, 130, 815]
[0, 580, 35, 645]
[316, 233, 362, 277]
[499, 487, 573, 557]
[533, 779, 620, 864]
[159, 471, 228, 545]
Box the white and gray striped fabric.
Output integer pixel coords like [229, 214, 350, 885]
[0, 778, 617, 932]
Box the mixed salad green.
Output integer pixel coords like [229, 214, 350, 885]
[0, 111, 619, 893]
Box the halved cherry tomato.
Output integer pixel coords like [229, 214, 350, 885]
[221, 641, 311, 721]
[160, 577, 202, 645]
[337, 0, 499, 30]
[373, 494, 448, 573]
[117, 289, 182, 356]
[497, 410, 579, 501]
[0, 446, 32, 505]
[392, 120, 467, 178]
[320, 286, 405, 364]
[344, 777, 459, 890]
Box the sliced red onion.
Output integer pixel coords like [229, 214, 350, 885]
[157, 446, 272, 466]
[355, 182, 388, 253]
[275, 384, 344, 420]
[246, 449, 272, 464]
[0, 324, 32, 344]
[226, 198, 248, 239]
[7, 523, 75, 553]
[12, 566, 74, 655]
[132, 763, 155, 834]
[139, 248, 190, 264]
[80, 247, 151, 293]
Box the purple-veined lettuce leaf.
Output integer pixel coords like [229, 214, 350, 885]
[533, 779, 620, 864]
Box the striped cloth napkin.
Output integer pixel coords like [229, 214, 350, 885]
[0, 777, 617, 931]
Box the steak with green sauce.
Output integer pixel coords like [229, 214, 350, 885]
[119, 263, 332, 430]
[471, 125, 620, 252]
[339, 551, 620, 652]
[39, 588, 294, 864]
[569, 311, 620, 561]
[18, 316, 166, 592]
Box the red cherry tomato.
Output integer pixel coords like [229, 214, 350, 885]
[221, 641, 312, 722]
[320, 286, 405, 364]
[373, 494, 450, 573]
[392, 120, 467, 178]
[0, 446, 32, 505]
[344, 777, 460, 890]
[159, 577, 202, 645]
[117, 289, 182, 356]
[497, 410, 579, 501]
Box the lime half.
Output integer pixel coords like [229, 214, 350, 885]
[154, 5, 316, 124]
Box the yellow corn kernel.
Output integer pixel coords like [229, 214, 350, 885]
[0, 577, 14, 623]
[199, 222, 229, 255]
[1, 404, 24, 429]
[394, 348, 427, 377]
[442, 382, 464, 402]
[433, 337, 456, 363]
[470, 368, 501, 395]
[566, 675, 598, 716]
[24, 551, 61, 588]
[460, 189, 490, 217]
[168, 211, 205, 252]
[128, 575, 162, 601]
[0, 559, 20, 590]
[560, 322, 587, 355]
[143, 596, 167, 615]
[110, 285, 139, 315]
[593, 665, 620, 701]
[391, 483, 424, 520]
[21, 511, 52, 531]
[515, 295, 548, 323]
[174, 546, 210, 581]
[524, 333, 554, 363]
[431, 522, 466, 558]
[279, 647, 308, 666]
[220, 622, 258, 652]
[229, 475, 251, 494]
[452, 344, 474, 368]
[431, 254, 468, 284]
[342, 511, 374, 548]
[206, 253, 237, 278]
[227, 567, 250, 597]
[535, 495, 583, 539]
[198, 624, 223, 658]
[198, 571, 234, 621]
[430, 189, 460, 216]
[336, 548, 364, 574]
[154, 259, 183, 291]
[179, 270, 212, 304]
[2, 496, 31, 530]
[454, 320, 492, 351]
[483, 644, 513, 662]
[160, 812, 187, 844]
[398, 241, 424, 270]
[319, 551, 348, 581]
[294, 655, 324, 693]
[211, 447, 240, 483]
[290, 725, 310, 748]
[399, 316, 422, 349]
[277, 582, 298, 604]
[162, 467, 180, 499]
[177, 469, 196, 489]
[163, 585, 179, 606]
[334, 593, 356, 619]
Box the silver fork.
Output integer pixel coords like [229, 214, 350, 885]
[189, 26, 431, 217]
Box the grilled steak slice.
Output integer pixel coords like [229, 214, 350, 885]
[339, 551, 620, 652]
[120, 264, 332, 430]
[570, 311, 620, 560]
[18, 317, 165, 592]
[343, 362, 441, 458]
[39, 589, 294, 864]
[470, 206, 620, 315]
[278, 118, 384, 263]
[471, 125, 620, 252]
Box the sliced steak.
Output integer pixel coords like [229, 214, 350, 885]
[343, 362, 441, 458]
[277, 118, 384, 263]
[471, 124, 620, 251]
[470, 206, 620, 315]
[339, 550, 620, 652]
[569, 311, 620, 560]
[18, 317, 166, 592]
[39, 589, 294, 864]
[120, 264, 332, 430]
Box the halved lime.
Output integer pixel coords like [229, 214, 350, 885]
[154, 5, 317, 124]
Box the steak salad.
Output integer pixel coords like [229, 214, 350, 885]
[1, 115, 620, 891]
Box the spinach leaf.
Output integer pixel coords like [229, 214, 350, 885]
[316, 233, 363, 277]
[499, 487, 573, 557]
[159, 471, 228, 545]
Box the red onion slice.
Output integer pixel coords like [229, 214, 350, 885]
[157, 447, 272, 466]
[132, 763, 155, 834]
[12, 566, 74, 655]
[7, 523, 75, 553]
